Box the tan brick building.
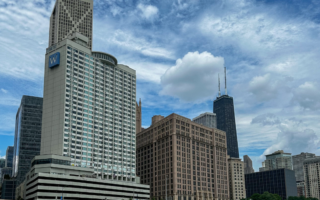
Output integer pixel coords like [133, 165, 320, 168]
[136, 113, 229, 200]
[228, 157, 246, 200]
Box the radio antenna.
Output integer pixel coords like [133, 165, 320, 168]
[224, 67, 228, 95]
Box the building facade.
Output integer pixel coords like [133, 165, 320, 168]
[243, 155, 254, 174]
[292, 152, 315, 182]
[245, 169, 297, 200]
[5, 146, 14, 168]
[23, 155, 149, 200]
[0, 158, 5, 168]
[264, 150, 292, 171]
[213, 95, 239, 158]
[192, 112, 217, 129]
[13, 96, 43, 185]
[136, 113, 229, 200]
[228, 157, 246, 200]
[136, 99, 142, 134]
[303, 157, 320, 199]
[43, 0, 137, 181]
[42, 32, 137, 181]
[49, 0, 93, 49]
[296, 181, 306, 197]
[0, 179, 16, 200]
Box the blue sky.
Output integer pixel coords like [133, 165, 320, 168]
[1, 0, 320, 171]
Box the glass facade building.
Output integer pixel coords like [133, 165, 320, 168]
[5, 146, 14, 168]
[245, 169, 297, 200]
[0, 179, 16, 200]
[0, 158, 5, 168]
[213, 95, 239, 158]
[12, 96, 43, 185]
[264, 150, 292, 171]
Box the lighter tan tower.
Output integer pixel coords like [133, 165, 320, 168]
[49, 0, 93, 49]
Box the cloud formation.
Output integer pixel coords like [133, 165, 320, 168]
[251, 113, 281, 126]
[292, 82, 320, 110]
[137, 4, 159, 21]
[160, 51, 224, 102]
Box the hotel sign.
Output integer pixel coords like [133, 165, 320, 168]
[48, 52, 60, 68]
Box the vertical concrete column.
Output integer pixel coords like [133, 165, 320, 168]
[172, 115, 178, 200]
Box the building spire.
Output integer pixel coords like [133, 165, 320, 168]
[224, 67, 228, 95]
[218, 74, 221, 97]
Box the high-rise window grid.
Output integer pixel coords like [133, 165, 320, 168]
[62, 45, 136, 180]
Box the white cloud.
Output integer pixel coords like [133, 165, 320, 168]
[1, 88, 8, 93]
[160, 51, 224, 102]
[292, 82, 320, 110]
[137, 4, 159, 21]
[107, 30, 175, 60]
[251, 113, 281, 126]
[260, 118, 320, 160]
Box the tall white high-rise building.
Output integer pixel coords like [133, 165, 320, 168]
[49, 0, 93, 49]
[41, 0, 137, 182]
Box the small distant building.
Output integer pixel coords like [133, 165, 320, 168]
[228, 157, 246, 200]
[264, 150, 292, 170]
[296, 181, 306, 197]
[0, 158, 5, 168]
[5, 146, 14, 168]
[243, 155, 254, 174]
[292, 152, 315, 182]
[259, 161, 266, 172]
[192, 112, 217, 128]
[245, 168, 297, 200]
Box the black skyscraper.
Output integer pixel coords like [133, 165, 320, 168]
[214, 95, 239, 158]
[214, 68, 239, 158]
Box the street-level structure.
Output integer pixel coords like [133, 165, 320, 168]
[137, 114, 229, 200]
[228, 157, 246, 200]
[22, 155, 149, 200]
[245, 168, 297, 200]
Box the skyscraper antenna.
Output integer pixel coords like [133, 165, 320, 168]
[218, 74, 221, 97]
[224, 67, 227, 95]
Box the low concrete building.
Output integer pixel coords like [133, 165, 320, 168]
[23, 155, 150, 200]
[228, 157, 246, 200]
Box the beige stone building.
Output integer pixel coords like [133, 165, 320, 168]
[228, 157, 246, 200]
[136, 113, 229, 200]
[304, 157, 320, 199]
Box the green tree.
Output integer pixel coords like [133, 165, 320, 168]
[251, 193, 261, 200]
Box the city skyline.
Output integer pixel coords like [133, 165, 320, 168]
[1, 0, 320, 172]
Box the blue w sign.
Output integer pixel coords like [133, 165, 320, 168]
[49, 52, 60, 68]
